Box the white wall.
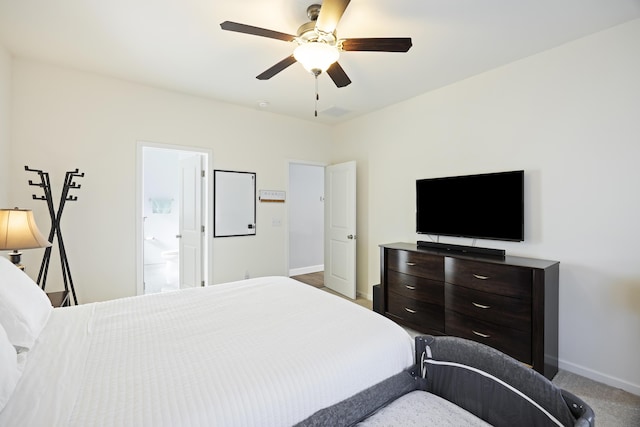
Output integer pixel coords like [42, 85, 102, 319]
[288, 163, 324, 274]
[332, 19, 640, 395]
[9, 58, 333, 303]
[0, 44, 10, 206]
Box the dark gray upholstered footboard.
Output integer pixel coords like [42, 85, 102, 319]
[297, 335, 595, 427]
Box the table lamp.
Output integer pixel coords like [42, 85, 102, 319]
[0, 208, 52, 270]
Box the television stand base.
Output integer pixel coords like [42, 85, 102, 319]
[416, 241, 505, 258]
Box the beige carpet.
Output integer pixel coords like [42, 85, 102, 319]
[552, 370, 640, 427]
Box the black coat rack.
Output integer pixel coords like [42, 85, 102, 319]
[25, 166, 84, 305]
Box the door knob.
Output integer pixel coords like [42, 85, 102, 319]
[347, 234, 356, 240]
[176, 234, 182, 239]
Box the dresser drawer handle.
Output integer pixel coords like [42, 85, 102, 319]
[405, 285, 416, 290]
[404, 307, 417, 314]
[472, 330, 491, 338]
[472, 302, 491, 309]
[406, 262, 417, 266]
[473, 274, 490, 280]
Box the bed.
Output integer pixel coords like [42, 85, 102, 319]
[1, 256, 594, 427]
[0, 257, 413, 426]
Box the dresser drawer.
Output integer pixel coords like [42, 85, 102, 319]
[445, 310, 532, 364]
[445, 258, 531, 299]
[445, 283, 531, 332]
[386, 249, 444, 281]
[387, 270, 444, 306]
[387, 291, 444, 333]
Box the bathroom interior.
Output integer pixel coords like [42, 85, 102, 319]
[142, 146, 184, 294]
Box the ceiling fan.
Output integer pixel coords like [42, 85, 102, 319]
[220, 0, 412, 89]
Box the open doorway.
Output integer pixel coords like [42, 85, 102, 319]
[136, 142, 212, 296]
[288, 162, 325, 282]
[288, 160, 357, 300]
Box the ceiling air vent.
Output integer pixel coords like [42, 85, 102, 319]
[320, 106, 351, 118]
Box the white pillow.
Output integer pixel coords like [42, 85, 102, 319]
[0, 324, 21, 411]
[0, 257, 53, 350]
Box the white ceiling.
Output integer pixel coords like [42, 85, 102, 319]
[1, 0, 639, 124]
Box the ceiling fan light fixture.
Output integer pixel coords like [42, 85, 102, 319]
[293, 42, 340, 74]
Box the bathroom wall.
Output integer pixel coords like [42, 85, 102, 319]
[142, 146, 181, 265]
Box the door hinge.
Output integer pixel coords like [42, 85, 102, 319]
[201, 280, 205, 287]
[201, 225, 205, 233]
[201, 170, 205, 178]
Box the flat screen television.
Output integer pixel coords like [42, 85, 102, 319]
[416, 170, 524, 242]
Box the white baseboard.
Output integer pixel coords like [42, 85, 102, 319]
[289, 265, 324, 276]
[358, 290, 372, 301]
[559, 358, 640, 396]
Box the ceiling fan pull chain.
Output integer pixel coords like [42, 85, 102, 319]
[314, 73, 319, 117]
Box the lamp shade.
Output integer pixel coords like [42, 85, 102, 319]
[293, 42, 340, 74]
[0, 209, 51, 250]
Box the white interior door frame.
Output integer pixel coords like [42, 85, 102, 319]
[135, 141, 213, 296]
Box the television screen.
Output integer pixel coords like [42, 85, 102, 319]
[416, 170, 524, 241]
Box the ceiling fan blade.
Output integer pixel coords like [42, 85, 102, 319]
[315, 0, 351, 34]
[220, 21, 296, 42]
[341, 38, 413, 52]
[256, 55, 297, 80]
[326, 62, 352, 88]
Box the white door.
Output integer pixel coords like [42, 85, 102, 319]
[179, 155, 203, 289]
[324, 161, 356, 299]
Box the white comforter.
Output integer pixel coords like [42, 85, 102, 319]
[1, 277, 413, 426]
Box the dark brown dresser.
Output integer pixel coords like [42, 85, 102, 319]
[380, 242, 559, 379]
